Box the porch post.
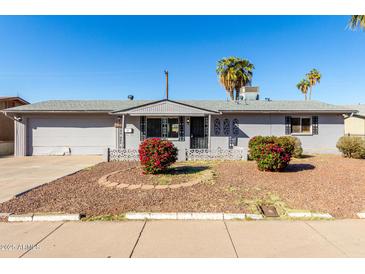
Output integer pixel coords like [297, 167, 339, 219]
[121, 114, 125, 149]
[208, 114, 211, 149]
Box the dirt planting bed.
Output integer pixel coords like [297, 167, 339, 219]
[0, 155, 364, 218]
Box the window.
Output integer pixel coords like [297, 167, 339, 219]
[146, 117, 180, 139]
[167, 118, 179, 138]
[291, 117, 312, 134]
[147, 118, 162, 138]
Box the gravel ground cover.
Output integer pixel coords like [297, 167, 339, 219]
[0, 155, 364, 218]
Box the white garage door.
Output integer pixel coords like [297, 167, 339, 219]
[28, 116, 115, 155]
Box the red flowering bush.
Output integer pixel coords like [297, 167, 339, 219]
[138, 138, 178, 174]
[255, 143, 292, 171]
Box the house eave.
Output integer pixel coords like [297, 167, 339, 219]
[2, 110, 111, 114]
[219, 110, 356, 114]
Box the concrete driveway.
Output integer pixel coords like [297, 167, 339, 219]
[0, 156, 102, 203]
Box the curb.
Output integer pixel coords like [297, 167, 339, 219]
[287, 211, 333, 219]
[8, 213, 80, 222]
[125, 212, 263, 220]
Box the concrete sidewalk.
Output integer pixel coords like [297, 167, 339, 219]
[0, 220, 365, 258]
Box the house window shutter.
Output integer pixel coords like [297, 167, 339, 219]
[312, 116, 319, 135]
[179, 116, 185, 141]
[140, 116, 146, 141]
[285, 116, 291, 135]
[161, 118, 168, 138]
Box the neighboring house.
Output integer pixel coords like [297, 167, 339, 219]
[2, 89, 355, 160]
[0, 96, 29, 156]
[344, 104, 365, 137]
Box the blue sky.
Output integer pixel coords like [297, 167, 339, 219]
[0, 16, 363, 104]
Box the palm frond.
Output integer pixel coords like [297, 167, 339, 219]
[349, 15, 365, 31]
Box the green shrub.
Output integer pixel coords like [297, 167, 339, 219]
[248, 136, 294, 171]
[248, 136, 278, 160]
[138, 138, 178, 174]
[249, 135, 302, 160]
[336, 136, 365, 159]
[255, 143, 292, 171]
[277, 136, 303, 158]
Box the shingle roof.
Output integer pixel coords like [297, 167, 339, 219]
[0, 96, 29, 104]
[2, 99, 356, 114]
[343, 104, 365, 117]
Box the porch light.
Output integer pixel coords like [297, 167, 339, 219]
[186, 118, 190, 124]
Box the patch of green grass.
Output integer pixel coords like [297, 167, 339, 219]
[82, 214, 126, 221]
[154, 161, 216, 185]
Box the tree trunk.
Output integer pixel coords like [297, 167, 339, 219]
[235, 87, 240, 101]
[305, 93, 307, 101]
[230, 90, 234, 101]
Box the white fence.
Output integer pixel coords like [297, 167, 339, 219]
[185, 148, 246, 161]
[105, 148, 246, 162]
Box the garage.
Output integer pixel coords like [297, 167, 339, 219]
[27, 115, 116, 155]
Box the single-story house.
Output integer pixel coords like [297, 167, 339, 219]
[0, 96, 29, 156]
[2, 89, 356, 160]
[344, 104, 365, 137]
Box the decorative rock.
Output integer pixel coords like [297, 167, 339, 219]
[105, 182, 119, 187]
[32, 214, 80, 222]
[357, 212, 365, 219]
[0, 212, 11, 218]
[223, 213, 246, 220]
[181, 181, 199, 187]
[127, 184, 142, 190]
[8, 214, 33, 222]
[168, 184, 183, 189]
[155, 185, 169, 190]
[141, 185, 154, 190]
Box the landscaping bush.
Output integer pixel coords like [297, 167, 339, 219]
[248, 135, 296, 171]
[138, 138, 178, 174]
[277, 136, 303, 158]
[255, 143, 292, 171]
[248, 136, 277, 160]
[336, 136, 365, 159]
[249, 135, 302, 160]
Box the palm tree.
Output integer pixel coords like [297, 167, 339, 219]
[349, 15, 365, 31]
[296, 79, 310, 101]
[216, 57, 254, 101]
[306, 69, 321, 100]
[233, 59, 254, 100]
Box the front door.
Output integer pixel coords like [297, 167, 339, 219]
[190, 117, 207, 149]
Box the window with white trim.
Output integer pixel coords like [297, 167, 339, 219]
[146, 117, 179, 139]
[291, 117, 312, 134]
